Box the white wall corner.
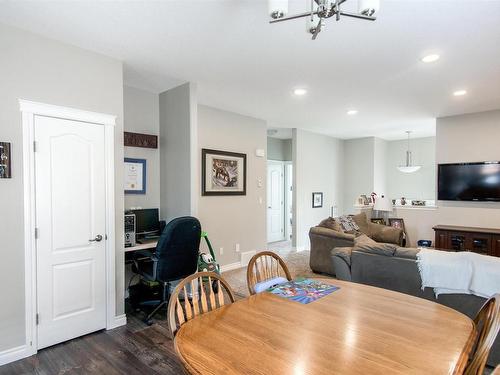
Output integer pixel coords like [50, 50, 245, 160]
[107, 314, 127, 330]
[189, 82, 199, 217]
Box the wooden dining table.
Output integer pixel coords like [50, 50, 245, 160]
[174, 279, 475, 374]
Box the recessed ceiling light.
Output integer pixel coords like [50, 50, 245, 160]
[293, 88, 307, 96]
[422, 54, 440, 63]
[453, 90, 467, 97]
[347, 110, 358, 115]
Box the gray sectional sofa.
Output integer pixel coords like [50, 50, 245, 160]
[309, 214, 499, 367]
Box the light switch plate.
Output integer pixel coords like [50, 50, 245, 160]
[255, 149, 265, 157]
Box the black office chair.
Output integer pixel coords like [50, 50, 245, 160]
[132, 216, 201, 325]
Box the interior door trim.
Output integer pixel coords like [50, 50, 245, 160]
[267, 159, 285, 243]
[16, 99, 120, 363]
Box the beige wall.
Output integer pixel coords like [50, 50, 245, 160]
[435, 110, 500, 226]
[386, 137, 436, 201]
[197, 105, 267, 266]
[373, 137, 388, 197]
[159, 83, 198, 221]
[294, 129, 344, 249]
[385, 110, 500, 247]
[124, 85, 160, 210]
[0, 24, 124, 352]
[267, 137, 292, 161]
[343, 138, 375, 213]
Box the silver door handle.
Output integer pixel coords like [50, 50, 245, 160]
[90, 234, 103, 242]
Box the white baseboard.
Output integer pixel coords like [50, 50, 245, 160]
[240, 250, 256, 267]
[107, 314, 127, 330]
[220, 262, 243, 273]
[0, 344, 35, 366]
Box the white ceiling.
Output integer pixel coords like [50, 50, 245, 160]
[1, 0, 500, 140]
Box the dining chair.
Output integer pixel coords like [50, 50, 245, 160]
[464, 294, 500, 375]
[246, 251, 292, 295]
[167, 271, 235, 338]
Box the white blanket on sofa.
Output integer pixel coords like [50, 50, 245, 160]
[416, 248, 500, 298]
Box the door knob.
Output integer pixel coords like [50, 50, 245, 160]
[90, 234, 103, 242]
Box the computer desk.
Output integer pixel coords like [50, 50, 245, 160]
[124, 238, 158, 253]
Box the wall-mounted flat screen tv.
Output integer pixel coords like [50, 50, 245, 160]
[438, 162, 500, 201]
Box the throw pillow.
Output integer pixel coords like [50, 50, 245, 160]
[318, 217, 343, 232]
[337, 215, 360, 233]
[371, 226, 403, 246]
[351, 212, 371, 236]
[354, 234, 378, 247]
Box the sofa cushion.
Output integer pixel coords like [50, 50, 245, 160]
[354, 241, 398, 257]
[370, 225, 403, 245]
[394, 247, 420, 259]
[354, 234, 377, 246]
[351, 212, 371, 236]
[318, 217, 343, 233]
[331, 247, 354, 266]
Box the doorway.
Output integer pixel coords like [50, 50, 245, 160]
[20, 100, 118, 355]
[267, 160, 285, 243]
[266, 130, 294, 246]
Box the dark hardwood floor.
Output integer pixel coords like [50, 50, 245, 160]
[0, 306, 184, 375]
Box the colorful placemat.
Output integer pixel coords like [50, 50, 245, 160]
[267, 278, 340, 304]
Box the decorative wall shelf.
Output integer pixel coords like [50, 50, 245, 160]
[124, 131, 158, 149]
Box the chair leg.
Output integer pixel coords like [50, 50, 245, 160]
[143, 282, 170, 326]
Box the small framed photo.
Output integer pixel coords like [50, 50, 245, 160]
[388, 218, 405, 231]
[124, 158, 146, 194]
[312, 192, 323, 208]
[360, 194, 370, 205]
[202, 149, 246, 196]
[0, 142, 12, 178]
[371, 218, 386, 225]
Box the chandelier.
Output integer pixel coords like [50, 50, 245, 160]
[268, 0, 380, 40]
[397, 131, 422, 173]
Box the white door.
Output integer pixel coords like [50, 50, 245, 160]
[35, 115, 107, 349]
[285, 163, 293, 241]
[267, 161, 285, 243]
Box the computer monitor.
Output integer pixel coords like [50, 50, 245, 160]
[131, 208, 160, 237]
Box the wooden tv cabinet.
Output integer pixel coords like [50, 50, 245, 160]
[433, 225, 500, 257]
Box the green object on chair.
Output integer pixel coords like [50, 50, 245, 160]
[198, 231, 220, 274]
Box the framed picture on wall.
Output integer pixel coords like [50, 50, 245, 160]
[124, 158, 146, 194]
[312, 192, 323, 208]
[202, 149, 247, 196]
[0, 142, 12, 178]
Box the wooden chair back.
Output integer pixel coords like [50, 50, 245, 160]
[167, 271, 235, 338]
[246, 251, 292, 295]
[465, 294, 500, 375]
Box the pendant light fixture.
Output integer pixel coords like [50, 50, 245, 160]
[268, 0, 379, 40]
[397, 131, 422, 173]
